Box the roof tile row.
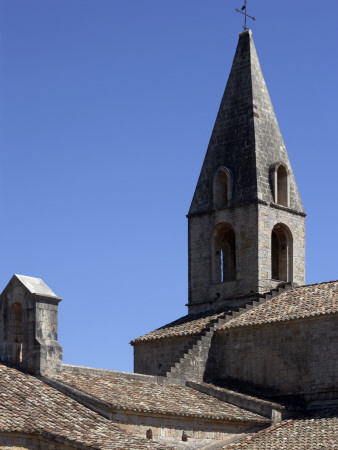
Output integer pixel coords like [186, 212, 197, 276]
[51, 368, 269, 424]
[224, 408, 338, 449]
[132, 281, 338, 343]
[131, 311, 226, 343]
[220, 280, 338, 331]
[0, 364, 166, 449]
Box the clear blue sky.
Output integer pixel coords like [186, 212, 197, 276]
[0, 1, 337, 372]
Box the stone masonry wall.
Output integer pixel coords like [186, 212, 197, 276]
[115, 413, 258, 441]
[257, 203, 305, 292]
[188, 202, 305, 314]
[35, 300, 63, 376]
[214, 315, 338, 400]
[134, 336, 195, 376]
[188, 203, 258, 313]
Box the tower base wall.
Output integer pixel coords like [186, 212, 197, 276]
[214, 315, 338, 401]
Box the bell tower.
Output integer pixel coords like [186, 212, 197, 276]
[187, 30, 305, 314]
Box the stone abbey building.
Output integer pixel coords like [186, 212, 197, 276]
[0, 30, 337, 449]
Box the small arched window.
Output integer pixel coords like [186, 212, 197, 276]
[270, 163, 289, 207]
[213, 223, 236, 283]
[9, 302, 23, 364]
[271, 223, 293, 282]
[213, 167, 233, 209]
[277, 165, 288, 206]
[146, 429, 153, 440]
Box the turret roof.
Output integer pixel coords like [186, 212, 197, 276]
[14, 274, 60, 299]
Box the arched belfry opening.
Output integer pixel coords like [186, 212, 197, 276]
[271, 224, 293, 282]
[213, 223, 236, 283]
[9, 302, 23, 364]
[213, 167, 233, 209]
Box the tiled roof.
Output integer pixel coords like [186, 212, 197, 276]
[50, 367, 270, 425]
[0, 364, 166, 449]
[224, 408, 338, 449]
[219, 281, 338, 331]
[132, 281, 338, 342]
[131, 311, 225, 344]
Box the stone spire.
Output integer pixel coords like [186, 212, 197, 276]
[187, 30, 305, 314]
[189, 29, 303, 216]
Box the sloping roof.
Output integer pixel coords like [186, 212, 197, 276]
[132, 281, 338, 342]
[131, 311, 226, 344]
[50, 366, 270, 425]
[15, 274, 61, 299]
[0, 364, 165, 449]
[218, 281, 338, 331]
[223, 408, 338, 449]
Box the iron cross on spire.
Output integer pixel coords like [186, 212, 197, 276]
[235, 0, 256, 31]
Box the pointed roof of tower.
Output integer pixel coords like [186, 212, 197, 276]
[189, 30, 304, 216]
[1, 274, 62, 300]
[15, 274, 61, 299]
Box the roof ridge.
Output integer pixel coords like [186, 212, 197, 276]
[293, 279, 338, 289]
[218, 282, 338, 331]
[223, 310, 338, 331]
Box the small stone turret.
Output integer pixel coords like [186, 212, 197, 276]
[0, 274, 63, 375]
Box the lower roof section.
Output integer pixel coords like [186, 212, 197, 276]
[49, 365, 269, 425]
[219, 280, 338, 331]
[223, 408, 338, 449]
[130, 310, 228, 344]
[131, 280, 338, 343]
[0, 364, 165, 450]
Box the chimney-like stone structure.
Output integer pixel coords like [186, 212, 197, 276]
[0, 274, 63, 375]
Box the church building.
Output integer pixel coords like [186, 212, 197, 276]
[0, 29, 336, 449]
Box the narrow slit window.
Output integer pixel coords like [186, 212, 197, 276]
[220, 249, 224, 283]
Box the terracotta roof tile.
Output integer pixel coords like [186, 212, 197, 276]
[51, 368, 270, 425]
[131, 311, 226, 344]
[0, 364, 166, 449]
[224, 408, 338, 449]
[219, 281, 338, 331]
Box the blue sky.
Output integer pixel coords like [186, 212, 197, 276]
[0, 1, 337, 372]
